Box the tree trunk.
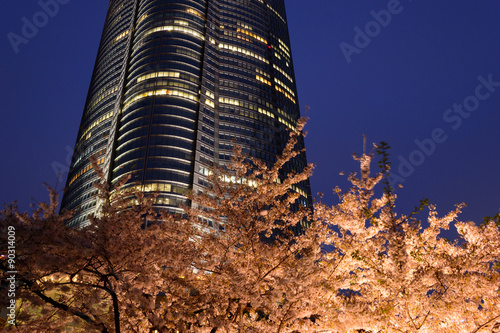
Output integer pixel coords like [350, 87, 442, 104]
[111, 292, 120, 333]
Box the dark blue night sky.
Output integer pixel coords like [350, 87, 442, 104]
[1, 1, 499, 227]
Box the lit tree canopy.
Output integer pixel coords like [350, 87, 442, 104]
[1, 123, 499, 332]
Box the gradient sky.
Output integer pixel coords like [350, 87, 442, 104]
[1, 1, 499, 227]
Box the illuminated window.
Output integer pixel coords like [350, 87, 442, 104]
[144, 25, 204, 40]
[236, 28, 267, 44]
[186, 8, 204, 19]
[256, 75, 271, 86]
[219, 44, 269, 64]
[275, 86, 296, 103]
[136, 71, 181, 83]
[274, 78, 295, 97]
[80, 112, 113, 141]
[115, 30, 129, 42]
[123, 89, 199, 110]
[273, 64, 293, 83]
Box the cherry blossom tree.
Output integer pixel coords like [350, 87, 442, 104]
[178, 118, 324, 332]
[313, 142, 500, 332]
[1, 127, 500, 333]
[0, 120, 321, 333]
[0, 169, 202, 332]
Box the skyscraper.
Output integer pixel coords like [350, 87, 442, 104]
[61, 0, 311, 227]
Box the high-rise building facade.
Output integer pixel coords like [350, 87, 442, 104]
[61, 0, 311, 227]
